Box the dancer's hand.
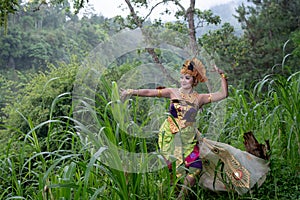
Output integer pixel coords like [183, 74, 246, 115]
[120, 88, 131, 101]
[213, 64, 224, 75]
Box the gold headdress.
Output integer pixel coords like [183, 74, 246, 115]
[180, 58, 208, 83]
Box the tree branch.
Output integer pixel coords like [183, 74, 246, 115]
[144, 0, 170, 20]
[124, 0, 143, 27]
[123, 0, 178, 85]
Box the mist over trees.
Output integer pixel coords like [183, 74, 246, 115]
[0, 1, 110, 70]
[1, 0, 298, 81]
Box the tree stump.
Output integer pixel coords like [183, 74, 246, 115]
[243, 131, 270, 160]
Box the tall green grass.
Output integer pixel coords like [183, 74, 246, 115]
[0, 72, 299, 199]
[255, 71, 300, 168]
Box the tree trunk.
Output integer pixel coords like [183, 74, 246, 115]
[186, 0, 198, 56]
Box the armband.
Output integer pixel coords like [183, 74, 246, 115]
[157, 89, 162, 97]
[208, 93, 212, 103]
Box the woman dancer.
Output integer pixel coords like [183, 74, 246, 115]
[121, 58, 269, 198]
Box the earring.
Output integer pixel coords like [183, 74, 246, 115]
[193, 80, 198, 86]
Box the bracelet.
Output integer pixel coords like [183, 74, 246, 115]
[220, 73, 227, 79]
[208, 93, 212, 103]
[157, 89, 162, 97]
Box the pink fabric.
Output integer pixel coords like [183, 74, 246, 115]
[185, 144, 200, 167]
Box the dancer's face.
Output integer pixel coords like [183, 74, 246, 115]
[180, 73, 194, 89]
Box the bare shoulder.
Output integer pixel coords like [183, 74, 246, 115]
[164, 87, 179, 99]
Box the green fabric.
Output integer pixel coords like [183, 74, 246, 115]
[158, 119, 197, 164]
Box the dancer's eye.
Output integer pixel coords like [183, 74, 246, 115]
[185, 75, 192, 80]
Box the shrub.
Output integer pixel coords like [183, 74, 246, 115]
[2, 60, 78, 145]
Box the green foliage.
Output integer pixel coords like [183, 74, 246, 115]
[0, 73, 16, 123]
[0, 0, 89, 31]
[290, 30, 300, 57]
[164, 21, 189, 34]
[254, 71, 300, 169]
[0, 0, 18, 32]
[200, 0, 300, 88]
[1, 69, 300, 199]
[0, 2, 109, 71]
[287, 30, 300, 70]
[193, 9, 221, 27]
[0, 69, 33, 126]
[3, 59, 79, 142]
[234, 0, 300, 76]
[199, 23, 253, 86]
